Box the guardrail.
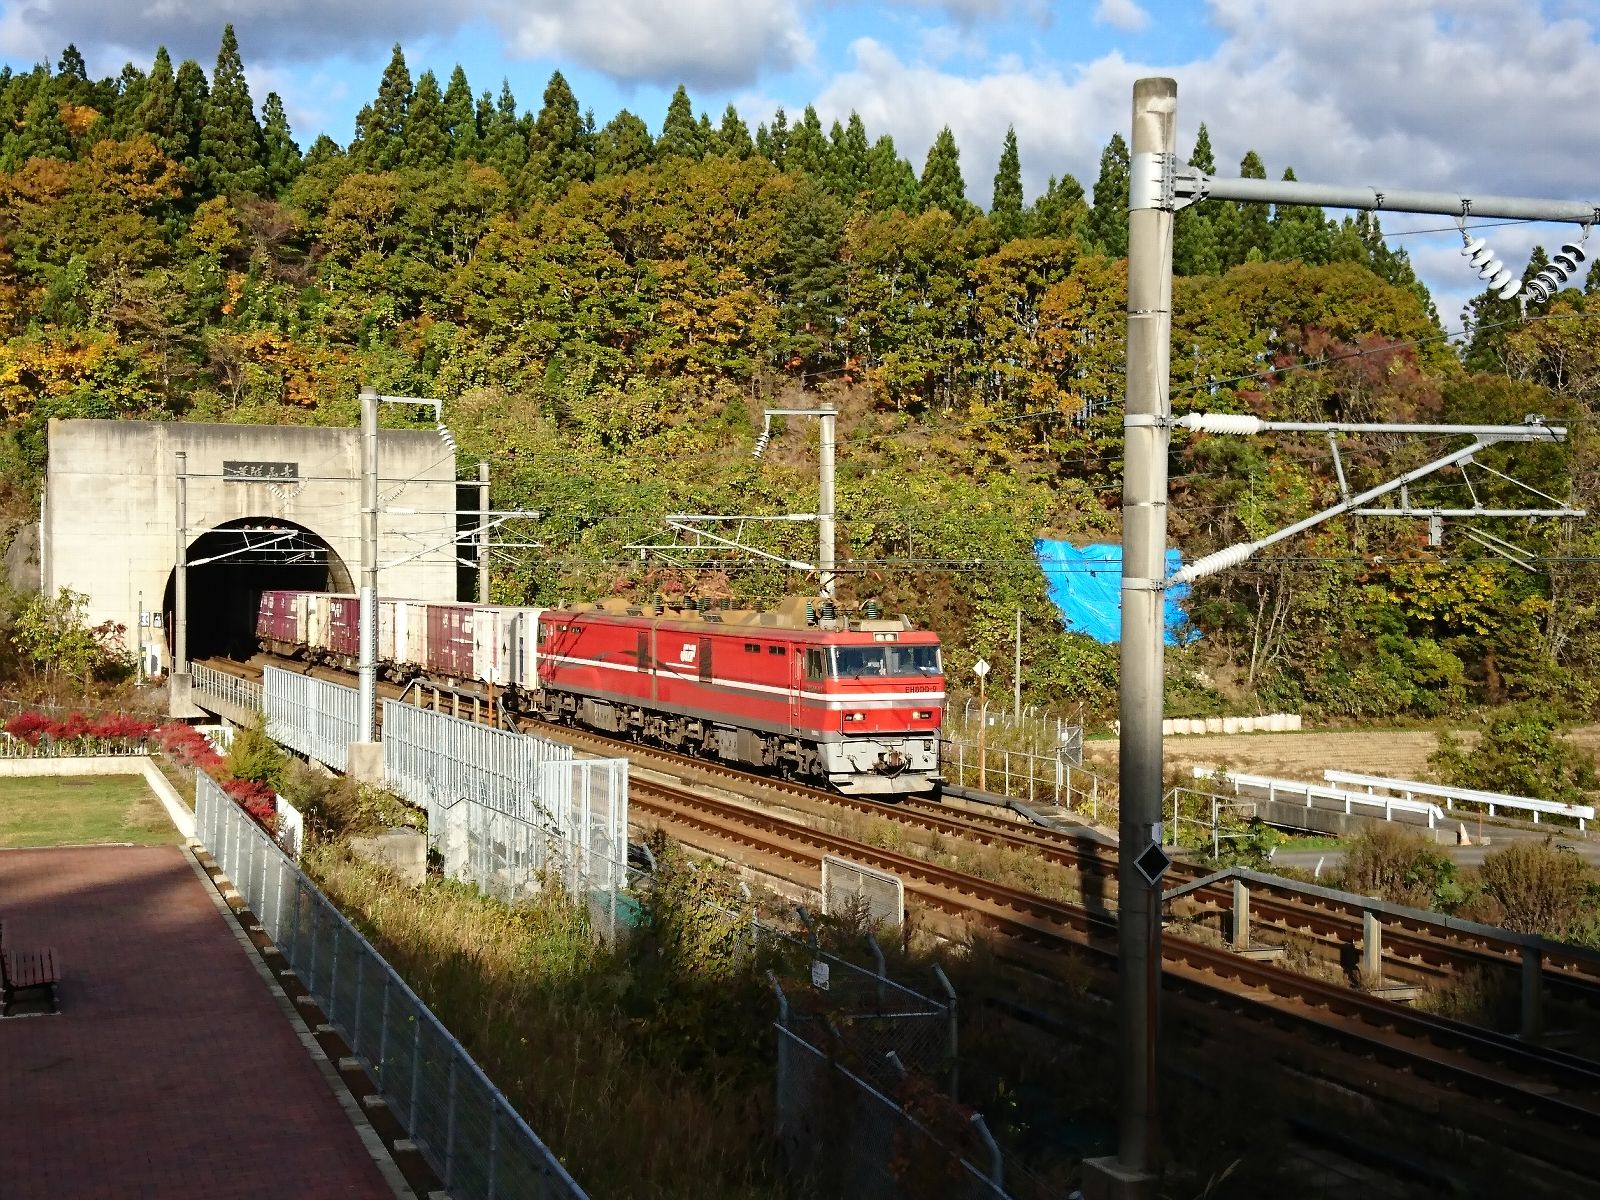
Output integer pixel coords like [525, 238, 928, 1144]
[191, 663, 264, 714]
[195, 773, 589, 1200]
[1323, 769, 1594, 831]
[1193, 768, 1446, 828]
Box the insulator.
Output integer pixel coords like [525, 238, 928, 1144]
[1547, 262, 1571, 283]
[1171, 540, 1261, 584]
[1470, 246, 1495, 268]
[1173, 412, 1263, 435]
[751, 431, 771, 459]
[1553, 252, 1578, 274]
[1477, 258, 1504, 280]
[1487, 267, 1514, 289]
[1461, 237, 1487, 257]
[1494, 273, 1521, 300]
[1560, 241, 1587, 265]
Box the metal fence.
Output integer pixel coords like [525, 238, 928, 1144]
[264, 666, 360, 771]
[768, 948, 1055, 1200]
[0, 732, 150, 758]
[194, 773, 589, 1200]
[942, 739, 1110, 816]
[192, 663, 264, 714]
[383, 702, 630, 901]
[774, 1025, 1010, 1200]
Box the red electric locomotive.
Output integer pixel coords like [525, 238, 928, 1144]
[522, 597, 944, 796]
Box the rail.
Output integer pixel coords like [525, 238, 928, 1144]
[1322, 769, 1594, 830]
[195, 773, 589, 1200]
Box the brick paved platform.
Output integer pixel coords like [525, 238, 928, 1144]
[0, 844, 397, 1199]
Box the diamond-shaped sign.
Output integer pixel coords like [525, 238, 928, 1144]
[973, 658, 990, 679]
[1134, 841, 1172, 886]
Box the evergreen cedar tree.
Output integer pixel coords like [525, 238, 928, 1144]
[1, 27, 1597, 721]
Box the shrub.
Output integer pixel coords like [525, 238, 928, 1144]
[1335, 824, 1460, 910]
[1466, 838, 1598, 938]
[1431, 703, 1598, 806]
[225, 716, 288, 792]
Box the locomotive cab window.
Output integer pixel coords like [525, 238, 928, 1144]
[805, 648, 827, 681]
[831, 645, 942, 678]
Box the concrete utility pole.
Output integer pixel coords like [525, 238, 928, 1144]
[818, 410, 837, 601]
[1098, 77, 1177, 1200]
[174, 451, 188, 676]
[359, 386, 379, 745]
[477, 460, 491, 604]
[1013, 607, 1023, 721]
[1087, 76, 1600, 1200]
[756, 408, 838, 599]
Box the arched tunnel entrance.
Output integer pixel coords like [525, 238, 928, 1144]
[163, 518, 353, 662]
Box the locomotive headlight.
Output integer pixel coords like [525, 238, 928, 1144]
[913, 710, 933, 720]
[844, 712, 866, 722]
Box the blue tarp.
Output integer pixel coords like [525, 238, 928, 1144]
[1034, 541, 1197, 646]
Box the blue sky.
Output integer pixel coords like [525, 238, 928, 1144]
[4, 1, 1600, 325]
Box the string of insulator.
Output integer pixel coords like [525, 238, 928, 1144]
[1523, 242, 1588, 305]
[1460, 234, 1522, 299]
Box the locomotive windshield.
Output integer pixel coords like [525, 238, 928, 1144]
[832, 645, 942, 678]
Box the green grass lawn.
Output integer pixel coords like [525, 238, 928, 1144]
[0, 775, 180, 848]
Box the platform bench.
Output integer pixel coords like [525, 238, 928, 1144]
[0, 924, 61, 1015]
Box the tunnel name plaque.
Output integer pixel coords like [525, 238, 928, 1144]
[222, 460, 299, 482]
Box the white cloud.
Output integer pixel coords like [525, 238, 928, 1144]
[498, 0, 813, 88]
[0, 0, 812, 90]
[1094, 0, 1149, 33]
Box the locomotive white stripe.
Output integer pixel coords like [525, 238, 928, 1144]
[543, 653, 944, 705]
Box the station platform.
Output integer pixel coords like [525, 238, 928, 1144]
[0, 844, 401, 1199]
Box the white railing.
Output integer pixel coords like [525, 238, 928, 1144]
[1193, 768, 1445, 829]
[264, 666, 360, 772]
[382, 701, 629, 894]
[191, 663, 264, 714]
[1323, 769, 1594, 831]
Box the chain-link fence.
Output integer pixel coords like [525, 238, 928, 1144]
[265, 666, 359, 770]
[195, 773, 590, 1200]
[191, 663, 264, 714]
[774, 1024, 1010, 1200]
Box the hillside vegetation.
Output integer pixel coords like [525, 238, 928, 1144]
[4, 30, 1600, 723]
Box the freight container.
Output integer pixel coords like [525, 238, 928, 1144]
[325, 594, 360, 659]
[425, 603, 475, 679]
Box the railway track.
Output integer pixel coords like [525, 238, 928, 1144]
[197, 653, 1600, 1174]
[629, 776, 1600, 1178]
[203, 652, 1600, 998]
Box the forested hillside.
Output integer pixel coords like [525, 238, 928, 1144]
[4, 28, 1600, 722]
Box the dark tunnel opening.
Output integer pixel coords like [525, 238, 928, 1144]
[163, 519, 352, 663]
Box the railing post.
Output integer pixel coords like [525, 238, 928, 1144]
[444, 1055, 459, 1187]
[1362, 910, 1383, 986]
[410, 1015, 424, 1128]
[486, 1104, 500, 1200]
[1231, 878, 1250, 950]
[1521, 945, 1544, 1041]
[378, 976, 391, 1075]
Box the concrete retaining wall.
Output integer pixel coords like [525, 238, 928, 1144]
[1251, 796, 1453, 844]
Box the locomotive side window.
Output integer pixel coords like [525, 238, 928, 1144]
[805, 648, 827, 681]
[768, 645, 786, 655]
[744, 642, 761, 653]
